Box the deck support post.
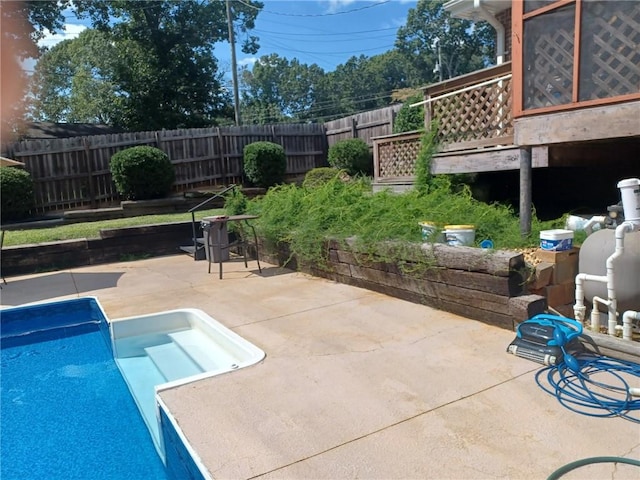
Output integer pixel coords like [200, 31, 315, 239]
[519, 148, 532, 237]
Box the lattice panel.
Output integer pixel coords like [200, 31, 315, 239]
[378, 137, 421, 178]
[432, 78, 513, 146]
[579, 2, 640, 100]
[528, 30, 574, 108]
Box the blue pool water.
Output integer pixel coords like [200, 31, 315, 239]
[1, 300, 168, 480]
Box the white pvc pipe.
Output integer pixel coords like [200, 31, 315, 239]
[583, 215, 606, 236]
[574, 273, 607, 322]
[622, 310, 640, 341]
[574, 221, 639, 335]
[591, 296, 610, 332]
[605, 222, 638, 334]
[409, 74, 512, 107]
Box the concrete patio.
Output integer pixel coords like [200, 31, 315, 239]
[1, 254, 638, 479]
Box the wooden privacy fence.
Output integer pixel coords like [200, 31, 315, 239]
[3, 124, 327, 213]
[324, 104, 402, 148]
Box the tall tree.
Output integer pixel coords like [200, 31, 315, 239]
[319, 51, 418, 120]
[68, 0, 262, 130]
[1, 0, 69, 140]
[240, 54, 325, 124]
[395, 0, 495, 86]
[28, 29, 124, 124]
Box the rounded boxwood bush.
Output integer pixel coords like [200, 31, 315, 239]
[393, 93, 425, 134]
[0, 166, 35, 222]
[327, 138, 372, 176]
[109, 146, 175, 200]
[243, 141, 286, 188]
[302, 167, 346, 189]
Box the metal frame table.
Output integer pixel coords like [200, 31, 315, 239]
[201, 215, 262, 279]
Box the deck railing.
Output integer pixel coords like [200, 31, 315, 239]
[373, 62, 513, 183]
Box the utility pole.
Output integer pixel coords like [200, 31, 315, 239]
[226, 0, 241, 125]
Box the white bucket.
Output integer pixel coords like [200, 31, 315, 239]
[617, 178, 640, 223]
[540, 229, 574, 251]
[444, 225, 475, 246]
[419, 222, 444, 243]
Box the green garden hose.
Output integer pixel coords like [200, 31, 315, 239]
[547, 456, 640, 480]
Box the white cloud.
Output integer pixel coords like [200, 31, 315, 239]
[322, 0, 357, 14]
[38, 23, 87, 49]
[238, 57, 258, 67]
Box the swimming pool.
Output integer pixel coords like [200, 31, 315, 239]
[1, 298, 167, 480]
[1, 298, 266, 480]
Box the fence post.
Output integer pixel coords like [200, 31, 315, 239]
[423, 93, 432, 127]
[351, 117, 357, 139]
[216, 127, 227, 185]
[83, 137, 97, 208]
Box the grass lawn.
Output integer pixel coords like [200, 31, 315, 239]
[2, 208, 225, 247]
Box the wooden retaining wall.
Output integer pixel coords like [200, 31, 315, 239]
[260, 238, 547, 330]
[1, 222, 194, 276]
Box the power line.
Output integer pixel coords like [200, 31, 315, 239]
[253, 26, 399, 37]
[236, 0, 390, 17]
[253, 30, 397, 43]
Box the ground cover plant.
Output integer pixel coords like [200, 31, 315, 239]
[235, 174, 562, 268]
[2, 208, 224, 247]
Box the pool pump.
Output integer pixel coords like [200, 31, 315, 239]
[507, 314, 583, 366]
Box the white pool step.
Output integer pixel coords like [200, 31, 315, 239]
[144, 342, 202, 382]
[169, 329, 232, 371]
[115, 356, 166, 448]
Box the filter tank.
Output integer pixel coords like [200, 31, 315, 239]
[578, 228, 640, 312]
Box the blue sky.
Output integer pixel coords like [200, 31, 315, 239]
[226, 0, 418, 72]
[37, 0, 418, 75]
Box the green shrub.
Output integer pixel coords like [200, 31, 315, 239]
[243, 141, 287, 188]
[109, 146, 175, 200]
[302, 167, 346, 189]
[393, 93, 425, 134]
[0, 167, 34, 222]
[327, 138, 372, 176]
[224, 187, 248, 215]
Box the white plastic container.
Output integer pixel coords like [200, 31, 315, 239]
[419, 221, 444, 242]
[540, 229, 574, 251]
[617, 178, 640, 223]
[443, 225, 475, 246]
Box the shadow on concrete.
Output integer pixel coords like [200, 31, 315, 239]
[0, 272, 124, 306]
[255, 266, 295, 278]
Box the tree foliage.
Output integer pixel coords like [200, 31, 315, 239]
[241, 54, 326, 124]
[395, 0, 495, 85]
[28, 0, 263, 130]
[392, 92, 425, 134]
[1, 0, 69, 139]
[239, 0, 495, 124]
[28, 29, 123, 124]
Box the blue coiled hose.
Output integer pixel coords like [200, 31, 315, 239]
[535, 353, 640, 423]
